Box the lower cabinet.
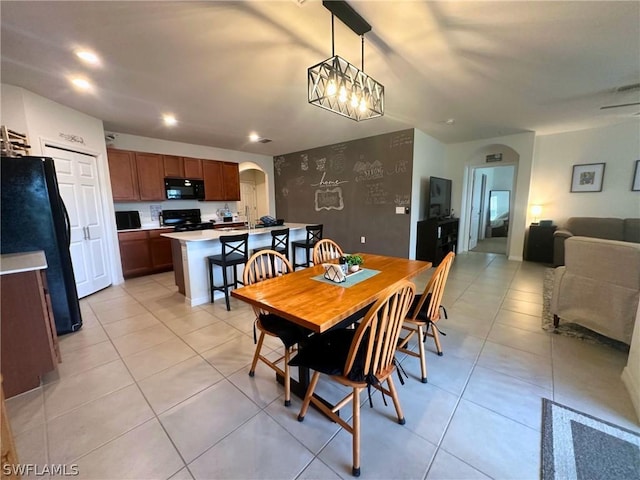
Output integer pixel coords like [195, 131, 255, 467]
[1, 269, 60, 398]
[118, 229, 174, 278]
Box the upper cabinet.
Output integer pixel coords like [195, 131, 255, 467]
[135, 152, 164, 201]
[107, 148, 139, 201]
[184, 158, 203, 179]
[107, 148, 237, 202]
[163, 155, 184, 178]
[222, 162, 240, 200]
[203, 160, 240, 201]
[163, 156, 203, 179]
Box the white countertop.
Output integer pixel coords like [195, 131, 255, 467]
[0, 250, 47, 275]
[117, 221, 246, 233]
[161, 223, 308, 242]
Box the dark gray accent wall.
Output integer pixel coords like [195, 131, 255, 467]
[274, 129, 414, 257]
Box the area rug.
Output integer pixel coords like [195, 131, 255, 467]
[540, 268, 629, 352]
[541, 398, 640, 480]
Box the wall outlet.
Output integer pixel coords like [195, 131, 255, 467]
[360, 236, 366, 244]
[395, 206, 404, 214]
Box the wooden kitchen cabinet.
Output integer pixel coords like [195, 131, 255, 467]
[184, 157, 203, 179]
[163, 155, 184, 178]
[118, 229, 174, 278]
[107, 148, 139, 201]
[1, 265, 60, 398]
[149, 228, 174, 270]
[222, 162, 241, 200]
[118, 231, 152, 278]
[135, 152, 165, 201]
[203, 160, 225, 201]
[203, 160, 240, 201]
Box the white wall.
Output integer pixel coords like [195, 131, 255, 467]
[109, 133, 276, 222]
[446, 133, 536, 261]
[1, 84, 123, 284]
[411, 129, 447, 259]
[531, 122, 640, 226]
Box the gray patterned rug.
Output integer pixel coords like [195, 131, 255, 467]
[541, 268, 629, 352]
[541, 398, 640, 480]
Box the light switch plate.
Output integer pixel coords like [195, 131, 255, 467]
[395, 206, 404, 214]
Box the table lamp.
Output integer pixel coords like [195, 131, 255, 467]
[531, 205, 543, 225]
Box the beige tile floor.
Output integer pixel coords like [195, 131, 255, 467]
[6, 252, 638, 479]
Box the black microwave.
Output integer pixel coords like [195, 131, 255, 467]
[165, 178, 205, 200]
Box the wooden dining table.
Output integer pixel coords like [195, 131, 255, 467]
[231, 253, 432, 405]
[231, 253, 432, 334]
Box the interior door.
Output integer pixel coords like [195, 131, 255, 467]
[44, 145, 111, 298]
[239, 181, 257, 223]
[468, 171, 486, 250]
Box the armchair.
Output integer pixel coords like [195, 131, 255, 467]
[551, 236, 640, 345]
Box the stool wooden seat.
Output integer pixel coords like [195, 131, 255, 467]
[292, 224, 323, 270]
[207, 233, 249, 310]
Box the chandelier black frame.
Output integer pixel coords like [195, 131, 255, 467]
[308, 1, 384, 121]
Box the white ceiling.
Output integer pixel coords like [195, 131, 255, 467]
[1, 1, 639, 156]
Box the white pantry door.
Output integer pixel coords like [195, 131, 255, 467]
[44, 145, 111, 298]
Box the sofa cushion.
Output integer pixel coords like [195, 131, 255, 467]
[624, 218, 640, 243]
[564, 217, 624, 240]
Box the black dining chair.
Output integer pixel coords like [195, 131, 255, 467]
[253, 227, 290, 259]
[207, 233, 249, 311]
[292, 224, 323, 270]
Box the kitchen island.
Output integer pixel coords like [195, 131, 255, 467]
[161, 223, 309, 306]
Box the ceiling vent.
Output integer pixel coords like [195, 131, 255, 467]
[258, 138, 272, 144]
[600, 83, 640, 110]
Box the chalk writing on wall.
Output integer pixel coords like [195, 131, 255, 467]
[387, 158, 409, 176]
[390, 132, 413, 148]
[315, 157, 326, 171]
[395, 194, 410, 206]
[315, 187, 344, 211]
[300, 154, 309, 171]
[365, 182, 388, 205]
[353, 160, 384, 182]
[274, 156, 288, 176]
[311, 172, 348, 188]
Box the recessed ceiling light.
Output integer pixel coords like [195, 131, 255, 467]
[249, 133, 260, 142]
[163, 114, 177, 126]
[445, 118, 455, 125]
[70, 77, 92, 91]
[75, 50, 100, 66]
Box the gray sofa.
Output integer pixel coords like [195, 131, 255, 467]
[553, 217, 640, 266]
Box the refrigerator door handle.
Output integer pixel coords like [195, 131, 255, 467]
[86, 226, 91, 240]
[60, 196, 71, 247]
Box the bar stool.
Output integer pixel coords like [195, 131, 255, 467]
[207, 233, 249, 311]
[292, 224, 323, 270]
[253, 228, 290, 259]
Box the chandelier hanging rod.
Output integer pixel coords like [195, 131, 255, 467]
[322, 1, 371, 36]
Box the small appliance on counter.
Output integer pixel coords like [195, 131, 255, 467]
[162, 208, 215, 232]
[115, 210, 141, 230]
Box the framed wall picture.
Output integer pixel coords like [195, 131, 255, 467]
[570, 163, 605, 192]
[633, 160, 640, 191]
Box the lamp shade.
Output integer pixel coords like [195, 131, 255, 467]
[531, 205, 543, 217]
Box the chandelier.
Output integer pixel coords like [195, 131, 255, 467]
[308, 1, 384, 121]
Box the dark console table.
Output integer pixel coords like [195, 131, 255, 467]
[524, 225, 556, 263]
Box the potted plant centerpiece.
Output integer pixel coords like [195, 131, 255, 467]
[345, 254, 364, 273]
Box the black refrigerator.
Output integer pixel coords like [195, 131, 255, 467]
[1, 156, 82, 334]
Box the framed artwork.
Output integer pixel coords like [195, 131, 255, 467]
[632, 160, 640, 191]
[570, 163, 605, 192]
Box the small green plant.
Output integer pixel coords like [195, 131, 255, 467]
[345, 254, 364, 267]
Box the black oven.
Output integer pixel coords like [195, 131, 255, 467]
[164, 178, 205, 200]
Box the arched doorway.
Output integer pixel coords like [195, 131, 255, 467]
[238, 162, 269, 224]
[461, 144, 521, 258]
